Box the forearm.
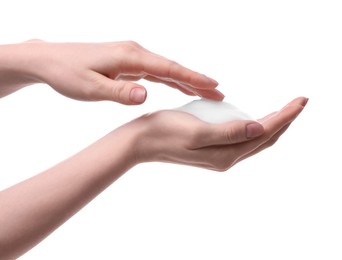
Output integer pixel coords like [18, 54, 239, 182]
[0, 124, 139, 259]
[0, 41, 42, 97]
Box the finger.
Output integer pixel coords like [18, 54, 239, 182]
[255, 97, 308, 124]
[146, 75, 224, 100]
[191, 97, 307, 171]
[117, 73, 224, 99]
[186, 123, 290, 172]
[235, 97, 309, 162]
[119, 44, 220, 91]
[116, 74, 196, 96]
[114, 71, 223, 99]
[141, 53, 219, 90]
[143, 75, 197, 96]
[198, 88, 226, 101]
[144, 75, 224, 100]
[227, 97, 307, 162]
[282, 96, 309, 108]
[89, 73, 147, 105]
[233, 123, 291, 166]
[115, 74, 145, 81]
[257, 112, 277, 124]
[194, 120, 265, 148]
[258, 97, 308, 124]
[115, 71, 197, 96]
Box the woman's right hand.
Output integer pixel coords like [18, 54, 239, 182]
[130, 97, 308, 171]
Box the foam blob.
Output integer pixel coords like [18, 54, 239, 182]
[174, 98, 254, 124]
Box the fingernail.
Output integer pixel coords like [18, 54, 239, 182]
[246, 123, 264, 139]
[213, 89, 225, 100]
[130, 88, 147, 104]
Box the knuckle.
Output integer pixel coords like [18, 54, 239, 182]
[166, 60, 181, 78]
[185, 125, 207, 149]
[133, 41, 144, 49]
[83, 72, 113, 101]
[111, 81, 127, 102]
[224, 125, 246, 144]
[120, 40, 142, 53]
[224, 127, 237, 143]
[125, 40, 141, 48]
[82, 75, 103, 101]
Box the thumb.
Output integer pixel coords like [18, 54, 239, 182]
[93, 75, 147, 105]
[199, 120, 265, 147]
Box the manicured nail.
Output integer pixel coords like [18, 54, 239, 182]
[130, 88, 147, 104]
[213, 89, 225, 100]
[246, 123, 264, 139]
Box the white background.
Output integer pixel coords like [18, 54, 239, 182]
[1, 0, 341, 259]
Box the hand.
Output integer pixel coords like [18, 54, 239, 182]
[131, 97, 308, 171]
[0, 96, 307, 259]
[14, 40, 223, 104]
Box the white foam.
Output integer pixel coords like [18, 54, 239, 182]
[174, 98, 254, 124]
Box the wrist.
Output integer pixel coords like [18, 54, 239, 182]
[117, 115, 155, 165]
[0, 41, 44, 94]
[105, 120, 147, 170]
[126, 113, 167, 165]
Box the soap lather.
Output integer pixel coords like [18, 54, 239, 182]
[174, 98, 254, 124]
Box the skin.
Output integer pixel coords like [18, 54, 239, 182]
[0, 39, 223, 103]
[0, 40, 308, 259]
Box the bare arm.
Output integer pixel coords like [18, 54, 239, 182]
[0, 40, 223, 103]
[0, 42, 42, 97]
[0, 39, 224, 258]
[0, 123, 140, 259]
[0, 96, 307, 259]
